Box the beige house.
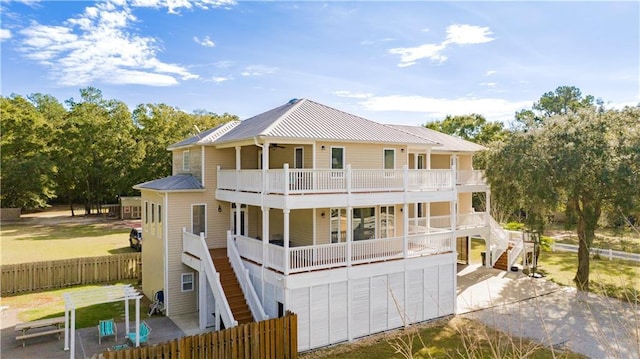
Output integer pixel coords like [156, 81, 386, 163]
[134, 99, 522, 351]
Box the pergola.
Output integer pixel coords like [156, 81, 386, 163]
[63, 284, 143, 359]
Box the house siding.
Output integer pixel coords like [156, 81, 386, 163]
[140, 191, 165, 301]
[290, 209, 313, 247]
[315, 142, 407, 170]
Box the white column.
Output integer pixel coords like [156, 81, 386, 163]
[235, 202, 241, 236]
[64, 307, 69, 350]
[426, 149, 431, 169]
[284, 209, 290, 275]
[235, 146, 241, 170]
[199, 271, 207, 330]
[70, 309, 75, 359]
[284, 163, 290, 195]
[485, 189, 491, 227]
[346, 207, 352, 266]
[125, 297, 130, 335]
[261, 206, 269, 303]
[403, 203, 409, 258]
[263, 142, 270, 194]
[135, 297, 141, 347]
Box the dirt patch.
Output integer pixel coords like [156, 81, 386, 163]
[10, 204, 139, 230]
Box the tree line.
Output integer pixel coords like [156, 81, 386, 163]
[427, 85, 640, 291]
[1, 87, 238, 214]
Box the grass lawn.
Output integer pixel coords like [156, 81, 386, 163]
[1, 215, 136, 265]
[0, 280, 153, 329]
[300, 317, 585, 359]
[537, 250, 640, 299]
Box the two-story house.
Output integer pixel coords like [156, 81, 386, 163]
[134, 99, 520, 351]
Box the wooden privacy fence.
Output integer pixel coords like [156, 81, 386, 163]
[1, 253, 142, 295]
[99, 313, 298, 359]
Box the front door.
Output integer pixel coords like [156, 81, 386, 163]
[232, 206, 247, 236]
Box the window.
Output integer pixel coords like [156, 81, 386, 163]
[384, 149, 395, 177]
[331, 147, 344, 177]
[144, 201, 148, 227]
[192, 204, 206, 236]
[181, 273, 194, 292]
[151, 203, 155, 223]
[330, 208, 347, 243]
[294, 147, 304, 169]
[158, 204, 162, 236]
[183, 150, 190, 171]
[380, 206, 395, 238]
[384, 149, 395, 170]
[353, 207, 375, 241]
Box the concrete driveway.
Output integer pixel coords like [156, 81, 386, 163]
[457, 264, 640, 359]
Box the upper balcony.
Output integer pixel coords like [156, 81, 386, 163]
[217, 165, 472, 195]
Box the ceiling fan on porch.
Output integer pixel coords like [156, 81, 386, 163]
[269, 143, 286, 150]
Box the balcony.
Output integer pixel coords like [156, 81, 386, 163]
[218, 165, 454, 195]
[229, 231, 453, 274]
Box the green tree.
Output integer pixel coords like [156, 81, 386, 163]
[0, 95, 59, 209]
[132, 104, 238, 183]
[424, 113, 507, 145]
[486, 105, 640, 291]
[515, 85, 598, 128]
[62, 87, 142, 214]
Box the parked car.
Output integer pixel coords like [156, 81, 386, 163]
[129, 227, 142, 251]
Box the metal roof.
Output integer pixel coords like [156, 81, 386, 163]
[388, 125, 486, 152]
[134, 174, 204, 191]
[215, 99, 439, 146]
[168, 121, 240, 150]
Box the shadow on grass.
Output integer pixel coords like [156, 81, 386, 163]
[8, 223, 129, 241]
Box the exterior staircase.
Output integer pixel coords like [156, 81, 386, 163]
[210, 249, 254, 325]
[493, 243, 514, 271]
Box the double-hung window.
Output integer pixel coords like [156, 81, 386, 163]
[331, 147, 344, 178]
[384, 149, 395, 177]
[192, 204, 206, 236]
[183, 150, 190, 172]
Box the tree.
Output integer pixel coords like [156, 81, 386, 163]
[486, 105, 640, 291]
[424, 113, 507, 145]
[0, 95, 59, 209]
[515, 85, 598, 129]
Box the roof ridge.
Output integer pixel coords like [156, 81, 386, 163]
[383, 123, 441, 146]
[261, 98, 306, 136]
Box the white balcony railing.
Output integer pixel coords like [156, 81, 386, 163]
[457, 170, 486, 186]
[217, 165, 454, 195]
[231, 231, 454, 274]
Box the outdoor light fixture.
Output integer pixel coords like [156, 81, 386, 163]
[217, 205, 222, 213]
[321, 211, 326, 218]
[321, 145, 326, 150]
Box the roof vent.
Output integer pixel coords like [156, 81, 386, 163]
[287, 98, 299, 105]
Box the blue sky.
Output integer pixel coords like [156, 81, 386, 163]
[1, 1, 638, 126]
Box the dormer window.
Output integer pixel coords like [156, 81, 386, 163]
[183, 150, 190, 172]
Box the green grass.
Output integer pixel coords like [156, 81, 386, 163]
[1, 220, 135, 264]
[0, 280, 152, 329]
[537, 250, 640, 301]
[300, 317, 585, 359]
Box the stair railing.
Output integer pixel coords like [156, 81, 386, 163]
[183, 228, 237, 328]
[488, 216, 509, 266]
[227, 231, 269, 321]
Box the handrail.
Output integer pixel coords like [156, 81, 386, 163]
[507, 239, 524, 268]
[182, 229, 237, 328]
[488, 216, 509, 266]
[227, 232, 268, 321]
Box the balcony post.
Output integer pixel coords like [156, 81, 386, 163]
[403, 203, 409, 258]
[346, 164, 352, 194]
[284, 163, 289, 195]
[485, 189, 491, 227]
[346, 207, 352, 266]
[283, 209, 290, 275]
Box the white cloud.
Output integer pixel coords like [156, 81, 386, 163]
[480, 82, 496, 87]
[241, 65, 276, 77]
[485, 70, 496, 76]
[333, 90, 373, 99]
[129, 0, 236, 13]
[389, 43, 447, 67]
[18, 1, 199, 87]
[193, 35, 215, 47]
[443, 24, 493, 45]
[359, 95, 529, 122]
[389, 24, 494, 67]
[212, 76, 232, 83]
[0, 29, 12, 41]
